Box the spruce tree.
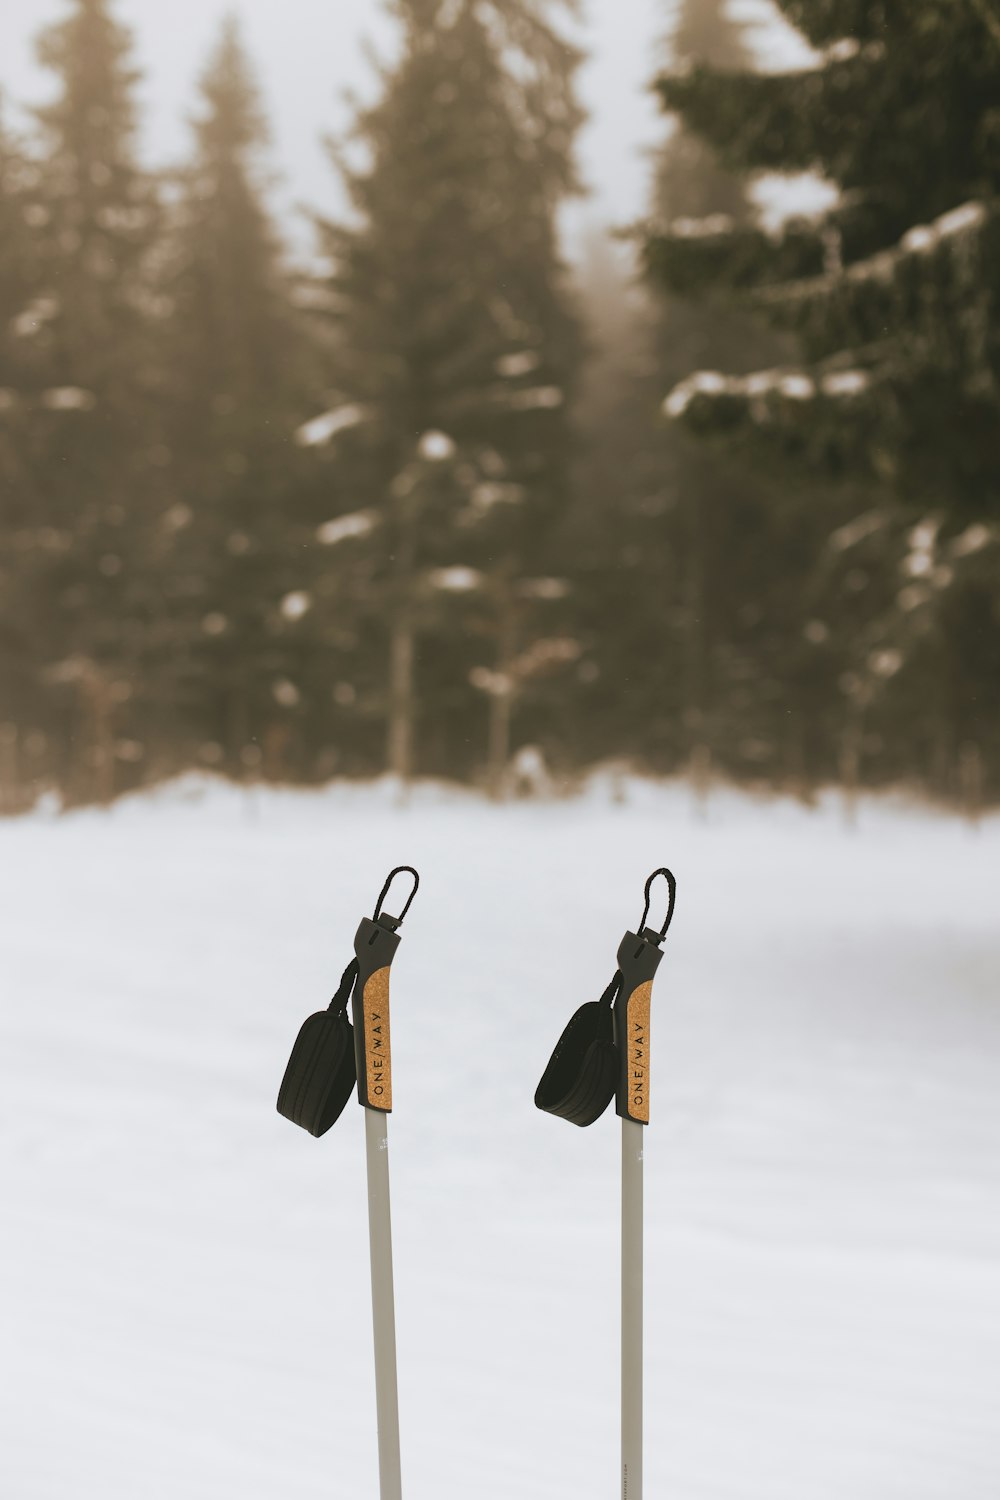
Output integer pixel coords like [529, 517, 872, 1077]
[646, 1, 1000, 801]
[643, 0, 787, 784]
[574, 0, 817, 791]
[29, 0, 162, 802]
[0, 106, 48, 806]
[307, 0, 582, 784]
[158, 17, 315, 782]
[648, 0, 755, 788]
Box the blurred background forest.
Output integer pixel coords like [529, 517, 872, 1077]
[0, 0, 998, 811]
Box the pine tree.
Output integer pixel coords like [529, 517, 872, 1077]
[157, 17, 316, 783]
[29, 0, 163, 803]
[0, 105, 49, 807]
[574, 0, 812, 791]
[307, 0, 583, 785]
[648, 0, 752, 789]
[646, 2, 1000, 801]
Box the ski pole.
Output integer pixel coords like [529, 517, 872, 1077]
[535, 867, 677, 1500]
[277, 864, 420, 1500]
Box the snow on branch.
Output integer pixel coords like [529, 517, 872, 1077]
[656, 48, 881, 179]
[901, 201, 988, 253]
[511, 636, 581, 678]
[468, 481, 526, 514]
[417, 430, 456, 461]
[503, 385, 563, 411]
[295, 403, 371, 447]
[495, 350, 541, 377]
[41, 387, 96, 411]
[471, 637, 581, 699]
[753, 200, 997, 366]
[828, 510, 888, 553]
[950, 522, 996, 559]
[517, 577, 570, 601]
[661, 358, 893, 477]
[280, 591, 312, 621]
[427, 566, 483, 593]
[12, 295, 58, 338]
[664, 363, 872, 421]
[644, 216, 826, 296]
[316, 509, 378, 546]
[778, 1, 894, 51]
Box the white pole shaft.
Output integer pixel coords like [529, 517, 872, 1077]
[621, 1117, 644, 1500]
[364, 1106, 402, 1500]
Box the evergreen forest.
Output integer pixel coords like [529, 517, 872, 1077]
[1, 0, 997, 810]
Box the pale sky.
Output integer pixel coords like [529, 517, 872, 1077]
[0, 0, 823, 257]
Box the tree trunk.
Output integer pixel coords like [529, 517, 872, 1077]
[958, 741, 983, 826]
[0, 723, 19, 814]
[684, 484, 711, 797]
[487, 586, 517, 799]
[387, 495, 418, 784]
[78, 668, 115, 806]
[388, 612, 415, 782]
[227, 674, 250, 779]
[839, 717, 862, 828]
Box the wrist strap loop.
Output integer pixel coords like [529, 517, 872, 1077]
[373, 865, 420, 928]
[638, 867, 676, 942]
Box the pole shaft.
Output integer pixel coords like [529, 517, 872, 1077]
[365, 1107, 402, 1500]
[621, 1117, 644, 1500]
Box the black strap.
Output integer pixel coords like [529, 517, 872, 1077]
[534, 970, 621, 1127]
[328, 957, 359, 1014]
[276, 959, 360, 1137]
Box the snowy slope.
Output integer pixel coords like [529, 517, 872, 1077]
[1, 777, 998, 1500]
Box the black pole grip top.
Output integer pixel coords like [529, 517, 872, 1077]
[277, 867, 419, 1136]
[535, 868, 677, 1129]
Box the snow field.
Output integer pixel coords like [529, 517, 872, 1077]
[1, 776, 998, 1499]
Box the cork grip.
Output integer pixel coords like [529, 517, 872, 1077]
[622, 980, 652, 1124]
[361, 966, 392, 1111]
[352, 915, 401, 1112]
[614, 929, 663, 1125]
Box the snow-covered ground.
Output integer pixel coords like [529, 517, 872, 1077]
[2, 775, 998, 1500]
